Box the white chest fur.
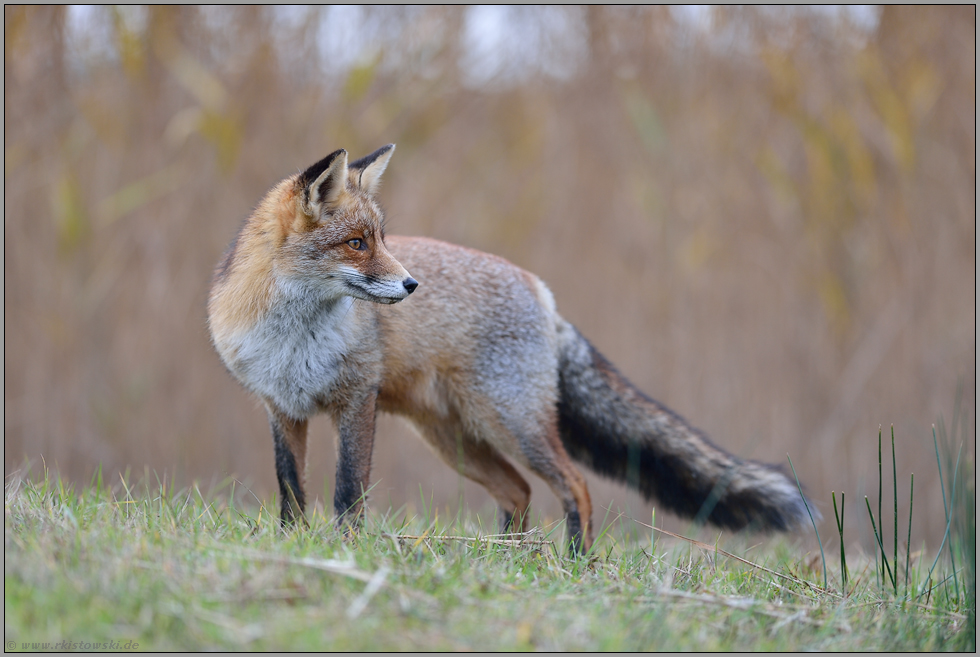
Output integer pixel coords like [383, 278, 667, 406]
[226, 289, 362, 419]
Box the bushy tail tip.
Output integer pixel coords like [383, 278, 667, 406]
[555, 319, 816, 533]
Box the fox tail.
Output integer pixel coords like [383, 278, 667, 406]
[555, 320, 815, 532]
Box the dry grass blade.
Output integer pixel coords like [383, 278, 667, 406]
[626, 511, 841, 598]
[655, 589, 845, 630]
[556, 590, 850, 631]
[226, 548, 376, 583]
[392, 530, 553, 549]
[190, 605, 266, 644]
[347, 565, 390, 620]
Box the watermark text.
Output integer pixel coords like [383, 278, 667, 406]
[6, 639, 140, 651]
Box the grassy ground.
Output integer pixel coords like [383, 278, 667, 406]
[4, 469, 973, 651]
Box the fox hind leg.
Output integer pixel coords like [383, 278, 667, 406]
[412, 419, 532, 535]
[518, 416, 593, 554]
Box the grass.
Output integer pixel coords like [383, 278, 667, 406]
[4, 454, 973, 652]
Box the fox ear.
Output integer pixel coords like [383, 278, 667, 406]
[299, 148, 348, 217]
[349, 144, 395, 197]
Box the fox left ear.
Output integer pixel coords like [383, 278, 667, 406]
[349, 144, 395, 197]
[299, 148, 349, 217]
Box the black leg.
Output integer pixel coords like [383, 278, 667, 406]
[268, 410, 308, 527]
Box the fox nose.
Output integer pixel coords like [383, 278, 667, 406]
[403, 277, 419, 294]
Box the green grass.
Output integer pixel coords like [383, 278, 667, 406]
[5, 464, 973, 651]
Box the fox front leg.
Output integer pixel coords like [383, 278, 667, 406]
[333, 389, 379, 531]
[267, 407, 309, 526]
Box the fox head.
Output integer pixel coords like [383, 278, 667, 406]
[280, 144, 417, 304]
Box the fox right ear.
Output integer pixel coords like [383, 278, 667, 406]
[298, 149, 349, 217]
[349, 144, 395, 197]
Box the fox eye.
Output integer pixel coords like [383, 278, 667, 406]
[347, 239, 365, 251]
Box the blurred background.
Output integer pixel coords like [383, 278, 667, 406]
[4, 6, 974, 551]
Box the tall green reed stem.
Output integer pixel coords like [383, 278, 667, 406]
[787, 455, 825, 590]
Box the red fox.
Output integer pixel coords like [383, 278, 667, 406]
[207, 145, 813, 552]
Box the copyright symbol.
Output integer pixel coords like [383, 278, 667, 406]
[5, 641, 15, 650]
